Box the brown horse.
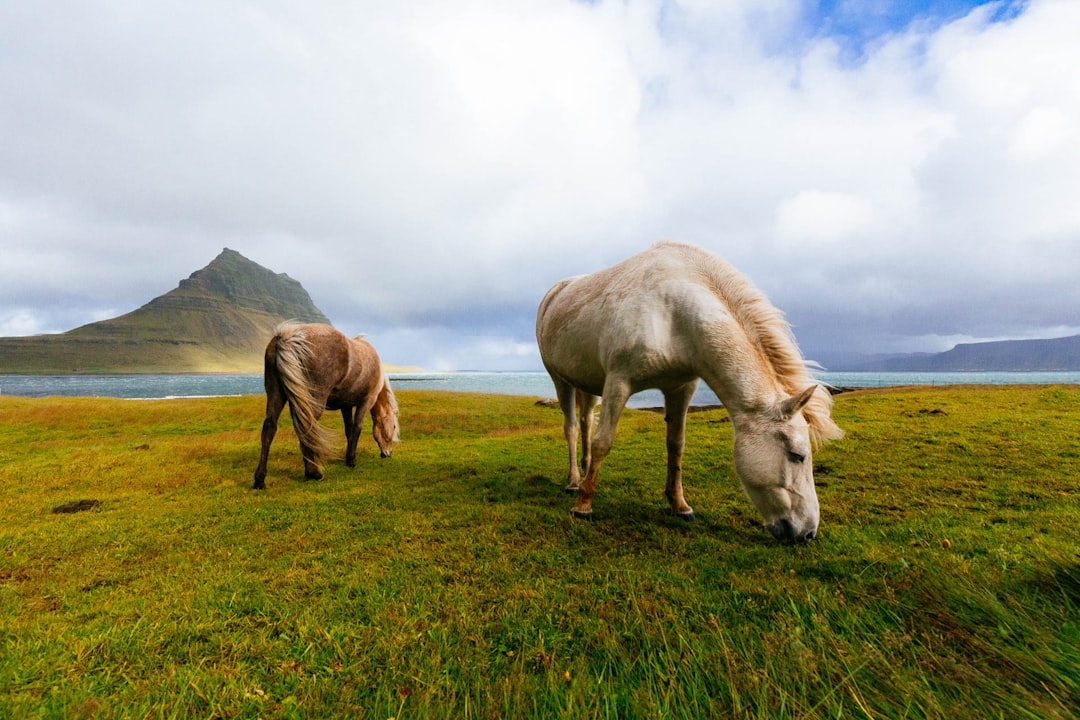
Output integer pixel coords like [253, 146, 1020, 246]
[253, 322, 399, 489]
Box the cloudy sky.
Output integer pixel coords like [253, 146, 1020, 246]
[2, 0, 1078, 370]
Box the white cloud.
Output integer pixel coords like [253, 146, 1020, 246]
[775, 190, 874, 248]
[1011, 105, 1075, 160]
[0, 310, 46, 337]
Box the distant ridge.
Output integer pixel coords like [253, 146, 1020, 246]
[839, 335, 1080, 372]
[0, 249, 330, 373]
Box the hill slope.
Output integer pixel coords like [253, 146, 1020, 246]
[841, 335, 1080, 372]
[0, 249, 330, 373]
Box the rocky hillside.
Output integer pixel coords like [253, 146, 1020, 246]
[0, 249, 330, 373]
[839, 335, 1080, 372]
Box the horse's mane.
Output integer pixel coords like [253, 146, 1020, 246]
[670, 242, 843, 446]
[378, 373, 401, 442]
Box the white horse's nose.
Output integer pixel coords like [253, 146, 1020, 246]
[768, 518, 818, 544]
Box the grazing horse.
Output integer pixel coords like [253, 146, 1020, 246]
[536, 241, 842, 543]
[253, 322, 399, 489]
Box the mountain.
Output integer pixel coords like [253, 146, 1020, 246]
[0, 249, 330, 373]
[836, 335, 1080, 372]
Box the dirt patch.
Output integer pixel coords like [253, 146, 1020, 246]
[52, 499, 102, 514]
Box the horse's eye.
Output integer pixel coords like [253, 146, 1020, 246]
[787, 450, 806, 464]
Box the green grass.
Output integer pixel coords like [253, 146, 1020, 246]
[1, 386, 1078, 718]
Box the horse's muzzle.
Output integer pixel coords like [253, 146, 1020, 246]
[768, 518, 817, 545]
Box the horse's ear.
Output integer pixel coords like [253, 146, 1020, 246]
[780, 385, 818, 419]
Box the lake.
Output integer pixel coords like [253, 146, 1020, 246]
[2, 371, 1079, 408]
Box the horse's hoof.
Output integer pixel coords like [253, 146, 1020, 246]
[571, 510, 594, 522]
[677, 512, 696, 522]
[305, 472, 324, 481]
[564, 485, 581, 494]
[252, 482, 266, 490]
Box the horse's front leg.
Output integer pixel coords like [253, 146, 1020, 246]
[253, 390, 286, 489]
[662, 382, 698, 520]
[571, 377, 630, 520]
[343, 406, 360, 467]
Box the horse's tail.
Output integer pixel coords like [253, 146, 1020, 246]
[271, 323, 337, 465]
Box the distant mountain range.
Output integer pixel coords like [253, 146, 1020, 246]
[830, 335, 1080, 372]
[0, 249, 329, 373]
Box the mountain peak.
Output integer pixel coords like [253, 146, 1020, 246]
[161, 248, 329, 323]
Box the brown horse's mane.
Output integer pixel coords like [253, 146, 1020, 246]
[667, 242, 843, 447]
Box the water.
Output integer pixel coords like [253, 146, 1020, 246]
[2, 371, 1078, 408]
[0, 373, 265, 399]
[388, 371, 1080, 408]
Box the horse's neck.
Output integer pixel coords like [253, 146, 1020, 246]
[707, 372, 779, 421]
[698, 328, 785, 419]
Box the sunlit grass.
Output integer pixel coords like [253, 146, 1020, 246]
[1, 386, 1077, 718]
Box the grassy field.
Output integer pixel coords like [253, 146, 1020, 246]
[1, 386, 1077, 719]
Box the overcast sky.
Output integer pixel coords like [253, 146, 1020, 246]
[2, 0, 1078, 370]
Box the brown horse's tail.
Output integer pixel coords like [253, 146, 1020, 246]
[271, 324, 337, 467]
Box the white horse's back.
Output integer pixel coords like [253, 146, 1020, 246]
[539, 242, 758, 396]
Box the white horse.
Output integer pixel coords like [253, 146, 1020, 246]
[536, 241, 842, 543]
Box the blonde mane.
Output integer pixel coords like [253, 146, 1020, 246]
[670, 242, 843, 447]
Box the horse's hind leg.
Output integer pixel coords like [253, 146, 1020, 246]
[295, 400, 327, 480]
[571, 376, 631, 520]
[253, 385, 286, 490]
[578, 390, 599, 475]
[662, 382, 698, 520]
[300, 439, 323, 480]
[552, 379, 583, 491]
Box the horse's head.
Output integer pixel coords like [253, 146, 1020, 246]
[371, 379, 400, 458]
[733, 385, 825, 544]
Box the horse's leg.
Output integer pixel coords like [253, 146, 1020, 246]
[578, 390, 600, 476]
[347, 391, 379, 466]
[552, 378, 582, 491]
[296, 401, 327, 480]
[342, 406, 359, 467]
[663, 382, 698, 520]
[253, 385, 286, 490]
[571, 376, 631, 520]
